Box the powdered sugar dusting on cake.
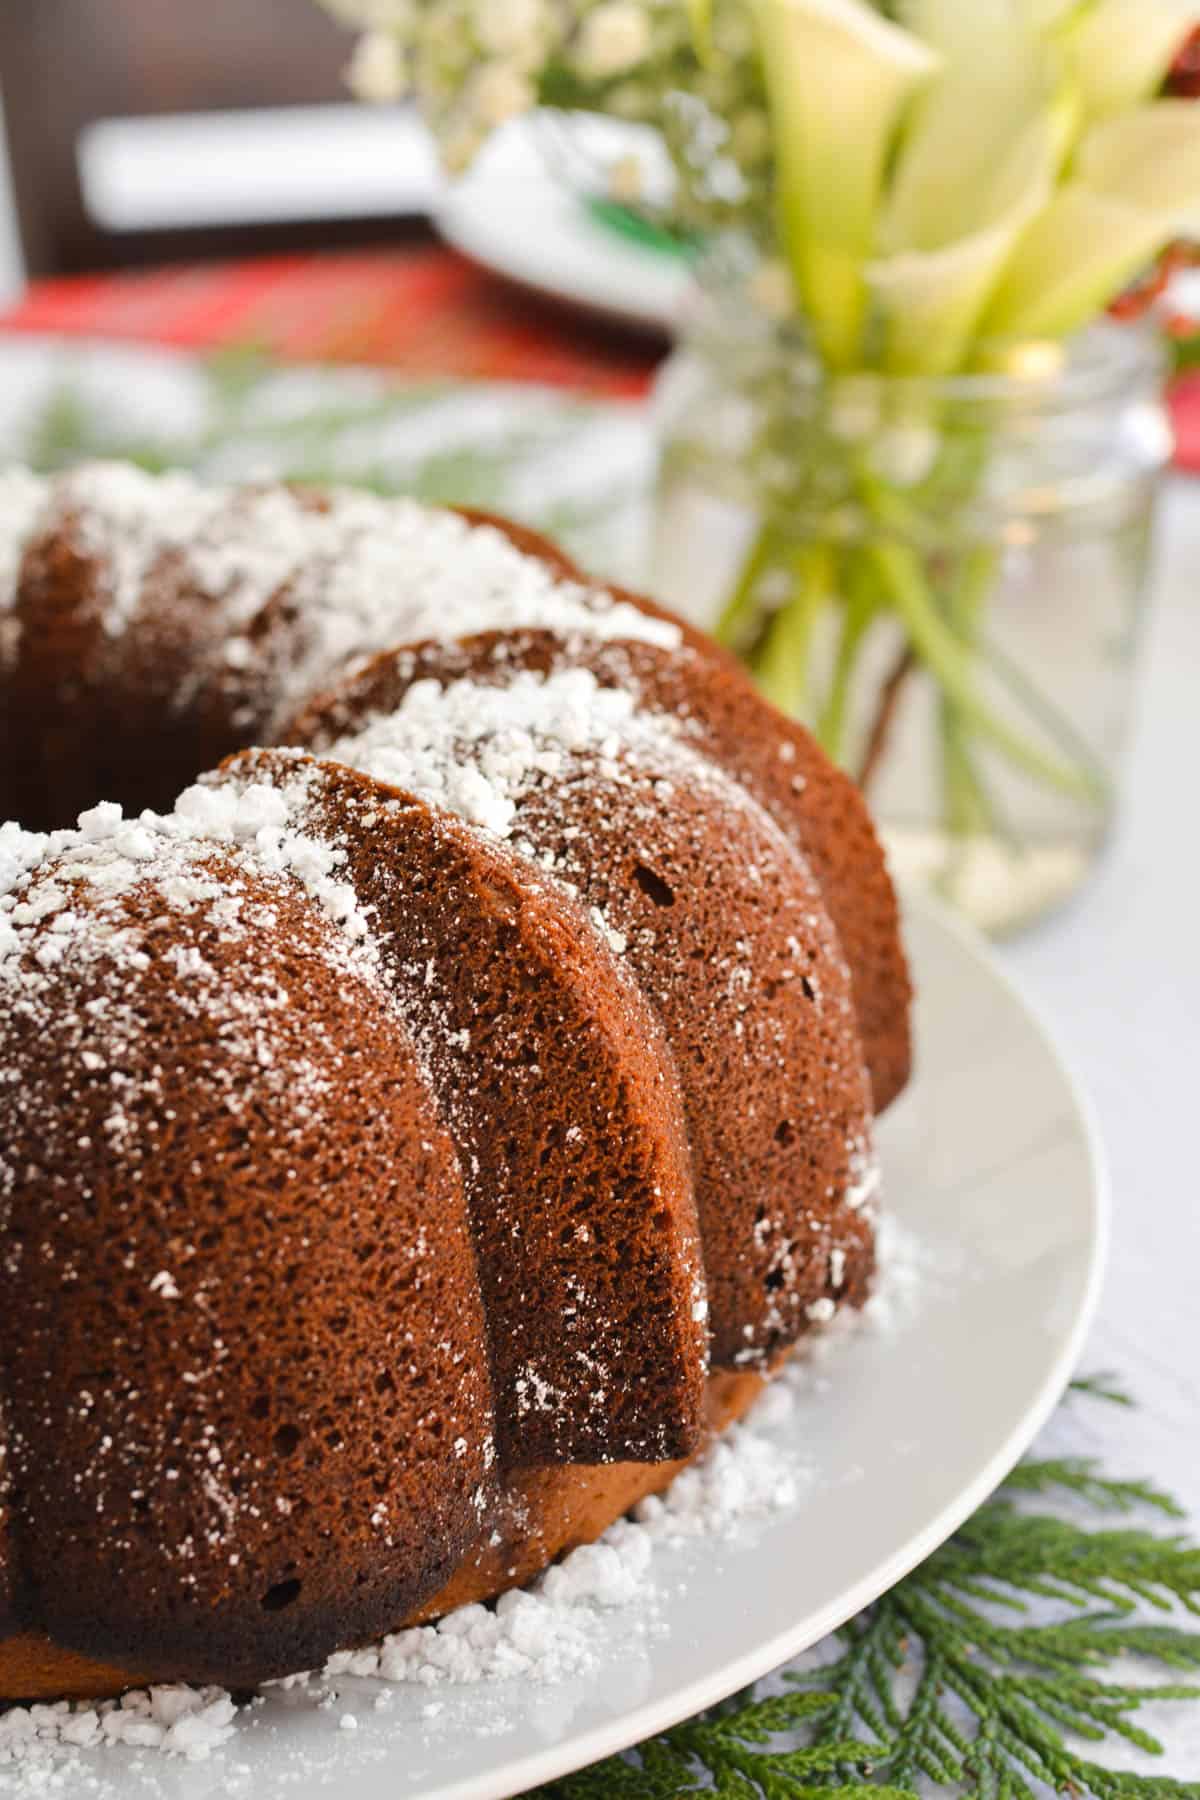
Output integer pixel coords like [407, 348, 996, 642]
[0, 1684, 237, 1770]
[321, 664, 878, 1363]
[0, 1406, 807, 1775]
[196, 747, 710, 1469]
[0, 786, 384, 1224]
[0, 774, 377, 965]
[4, 461, 678, 714]
[53, 464, 344, 642]
[262, 497, 681, 721]
[0, 468, 48, 606]
[58, 462, 230, 634]
[320, 1418, 803, 1694]
[325, 666, 649, 841]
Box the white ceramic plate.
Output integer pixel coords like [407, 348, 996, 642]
[1, 891, 1106, 1800]
[434, 115, 694, 336]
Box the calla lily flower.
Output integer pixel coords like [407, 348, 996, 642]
[873, 1, 1061, 373]
[751, 0, 939, 369]
[1016, 0, 1082, 27]
[1066, 0, 1199, 122]
[870, 117, 1056, 374]
[983, 100, 1200, 339]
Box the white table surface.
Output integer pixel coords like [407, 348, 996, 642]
[1002, 479, 1198, 1497]
[991, 481, 1200, 1777]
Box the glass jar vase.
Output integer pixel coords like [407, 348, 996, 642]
[650, 253, 1170, 934]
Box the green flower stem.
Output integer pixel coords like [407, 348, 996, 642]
[941, 700, 994, 839]
[817, 553, 879, 762]
[714, 519, 783, 655]
[945, 543, 999, 640]
[939, 543, 1001, 840]
[866, 539, 1108, 804]
[755, 542, 833, 715]
[976, 627, 1114, 803]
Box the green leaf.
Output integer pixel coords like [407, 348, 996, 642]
[1003, 1460, 1187, 1517]
[1071, 1372, 1137, 1407]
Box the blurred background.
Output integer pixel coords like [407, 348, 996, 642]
[1, 0, 1199, 902]
[0, 1, 444, 287]
[0, 0, 674, 311]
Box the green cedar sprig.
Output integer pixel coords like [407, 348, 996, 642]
[535, 1388, 1200, 1800]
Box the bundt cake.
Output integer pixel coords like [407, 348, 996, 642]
[0, 463, 911, 1701]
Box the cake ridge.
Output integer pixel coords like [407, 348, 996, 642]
[202, 744, 710, 1473]
[0, 462, 680, 726]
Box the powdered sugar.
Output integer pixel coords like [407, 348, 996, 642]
[59, 462, 237, 635]
[0, 780, 386, 1228]
[0, 1396, 802, 1781]
[261, 491, 681, 721]
[0, 773, 376, 975]
[0, 1686, 236, 1771]
[0, 461, 679, 721]
[326, 666, 647, 841]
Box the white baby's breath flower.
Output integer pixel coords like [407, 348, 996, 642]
[346, 30, 409, 103]
[608, 153, 646, 204]
[827, 376, 881, 444]
[749, 259, 795, 319]
[475, 0, 545, 60]
[576, 2, 653, 80]
[871, 418, 939, 487]
[730, 107, 771, 167]
[470, 60, 538, 129]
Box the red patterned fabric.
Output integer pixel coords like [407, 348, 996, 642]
[1, 243, 1193, 466]
[0, 245, 661, 399]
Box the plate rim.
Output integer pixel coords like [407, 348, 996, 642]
[434, 886, 1111, 1800]
[432, 120, 690, 337]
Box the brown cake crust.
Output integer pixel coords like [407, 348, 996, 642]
[6, 481, 322, 830]
[2, 475, 909, 1113]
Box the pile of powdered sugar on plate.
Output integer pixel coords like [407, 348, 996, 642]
[0, 1217, 935, 1785]
[0, 1684, 239, 1778]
